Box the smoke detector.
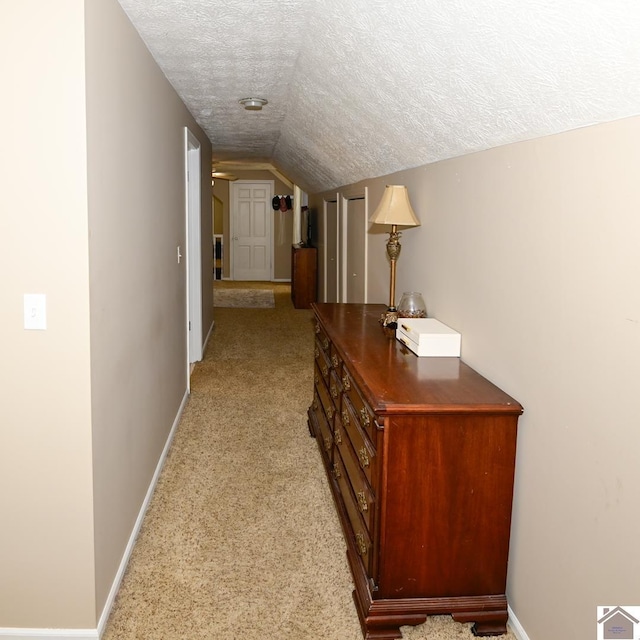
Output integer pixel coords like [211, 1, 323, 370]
[239, 97, 268, 110]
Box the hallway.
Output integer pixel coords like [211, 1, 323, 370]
[102, 283, 362, 639]
[102, 283, 516, 640]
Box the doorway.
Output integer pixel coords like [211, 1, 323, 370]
[340, 192, 368, 303]
[213, 195, 224, 280]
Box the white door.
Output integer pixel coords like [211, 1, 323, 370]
[344, 196, 367, 303]
[185, 128, 202, 376]
[231, 181, 273, 281]
[325, 199, 338, 302]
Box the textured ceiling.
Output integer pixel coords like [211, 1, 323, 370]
[117, 0, 640, 193]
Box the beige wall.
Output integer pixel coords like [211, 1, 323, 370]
[0, 0, 96, 628]
[213, 196, 224, 235]
[213, 171, 293, 280]
[85, 0, 212, 622]
[310, 115, 640, 639]
[0, 0, 212, 630]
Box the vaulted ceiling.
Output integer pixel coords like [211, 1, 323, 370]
[117, 0, 640, 194]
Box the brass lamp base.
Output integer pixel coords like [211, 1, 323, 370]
[380, 307, 399, 329]
[380, 224, 402, 331]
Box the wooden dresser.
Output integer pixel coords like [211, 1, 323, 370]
[307, 303, 523, 639]
[291, 245, 317, 309]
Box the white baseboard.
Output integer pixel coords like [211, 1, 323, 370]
[508, 605, 531, 640]
[0, 603, 530, 640]
[5, 388, 522, 640]
[0, 630, 97, 639]
[96, 388, 189, 636]
[0, 391, 189, 640]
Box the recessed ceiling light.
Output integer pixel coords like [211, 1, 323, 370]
[239, 97, 268, 111]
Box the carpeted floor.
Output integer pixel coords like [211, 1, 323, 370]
[102, 281, 517, 640]
[213, 287, 275, 308]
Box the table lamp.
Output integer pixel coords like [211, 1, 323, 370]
[369, 185, 421, 328]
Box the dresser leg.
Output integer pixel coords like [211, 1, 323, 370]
[363, 629, 404, 640]
[470, 618, 508, 636]
[452, 608, 508, 636]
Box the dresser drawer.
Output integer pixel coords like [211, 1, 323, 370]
[328, 370, 342, 408]
[317, 370, 345, 451]
[315, 365, 336, 423]
[341, 367, 377, 442]
[334, 417, 375, 530]
[314, 321, 331, 353]
[329, 344, 342, 374]
[333, 431, 375, 533]
[340, 395, 377, 486]
[312, 389, 334, 462]
[314, 341, 331, 384]
[333, 448, 373, 574]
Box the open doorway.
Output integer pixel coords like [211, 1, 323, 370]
[213, 195, 224, 280]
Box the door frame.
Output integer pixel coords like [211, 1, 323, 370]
[229, 180, 274, 280]
[184, 128, 202, 386]
[322, 196, 339, 303]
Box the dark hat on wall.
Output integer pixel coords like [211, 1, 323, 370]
[272, 196, 280, 210]
[285, 195, 292, 210]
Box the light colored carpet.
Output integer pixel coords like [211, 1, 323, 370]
[102, 282, 517, 640]
[213, 287, 275, 308]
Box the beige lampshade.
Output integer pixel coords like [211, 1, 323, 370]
[369, 185, 421, 227]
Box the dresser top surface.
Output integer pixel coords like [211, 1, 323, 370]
[312, 303, 522, 415]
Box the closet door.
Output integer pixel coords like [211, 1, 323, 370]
[343, 196, 367, 303]
[325, 199, 339, 303]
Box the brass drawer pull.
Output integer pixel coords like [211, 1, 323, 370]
[326, 407, 334, 420]
[360, 408, 370, 428]
[314, 347, 320, 358]
[342, 375, 351, 391]
[315, 323, 321, 334]
[322, 338, 329, 351]
[331, 354, 339, 368]
[356, 532, 367, 556]
[330, 384, 338, 399]
[358, 447, 370, 468]
[357, 491, 368, 512]
[342, 409, 350, 427]
[332, 463, 341, 479]
[324, 436, 332, 452]
[322, 364, 329, 377]
[333, 429, 342, 444]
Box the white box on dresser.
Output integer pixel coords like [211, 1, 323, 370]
[396, 317, 461, 357]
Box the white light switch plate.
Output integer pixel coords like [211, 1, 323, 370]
[24, 293, 47, 330]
